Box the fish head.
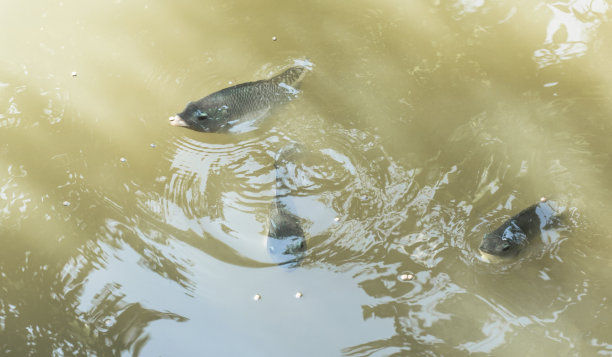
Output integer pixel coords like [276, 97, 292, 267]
[267, 235, 306, 267]
[479, 233, 518, 259]
[169, 101, 232, 132]
[479, 221, 527, 259]
[267, 204, 307, 267]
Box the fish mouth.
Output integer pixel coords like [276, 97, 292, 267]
[169, 115, 189, 127]
[267, 235, 306, 268]
[479, 249, 499, 263]
[478, 248, 514, 263]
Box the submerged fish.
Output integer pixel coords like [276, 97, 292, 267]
[169, 66, 307, 133]
[267, 144, 307, 267]
[479, 199, 557, 261]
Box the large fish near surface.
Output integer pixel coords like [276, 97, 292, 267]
[169, 65, 308, 133]
[479, 199, 558, 261]
[267, 144, 307, 267]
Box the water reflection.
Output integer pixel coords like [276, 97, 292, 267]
[452, 0, 485, 18]
[0, 112, 193, 354]
[0, 228, 187, 355]
[152, 105, 371, 266]
[534, 0, 609, 68]
[335, 89, 606, 354]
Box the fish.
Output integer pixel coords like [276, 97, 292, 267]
[479, 199, 557, 261]
[169, 66, 307, 133]
[267, 144, 307, 267]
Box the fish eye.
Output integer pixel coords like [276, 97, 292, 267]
[195, 110, 208, 120]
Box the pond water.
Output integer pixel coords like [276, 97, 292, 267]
[1, 0, 612, 355]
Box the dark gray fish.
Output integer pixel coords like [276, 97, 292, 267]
[479, 200, 557, 260]
[267, 144, 306, 267]
[169, 66, 307, 133]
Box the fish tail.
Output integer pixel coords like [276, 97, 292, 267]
[274, 143, 303, 169]
[273, 143, 303, 199]
[271, 66, 308, 87]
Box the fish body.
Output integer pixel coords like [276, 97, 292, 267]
[169, 66, 306, 133]
[267, 145, 306, 267]
[479, 200, 557, 260]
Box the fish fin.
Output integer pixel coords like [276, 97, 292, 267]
[270, 66, 308, 87]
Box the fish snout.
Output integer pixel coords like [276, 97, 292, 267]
[169, 115, 189, 127]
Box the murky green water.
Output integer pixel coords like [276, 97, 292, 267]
[2, 0, 612, 355]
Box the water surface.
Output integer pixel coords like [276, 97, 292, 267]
[1, 0, 612, 355]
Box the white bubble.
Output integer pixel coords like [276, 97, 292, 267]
[399, 273, 414, 281]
